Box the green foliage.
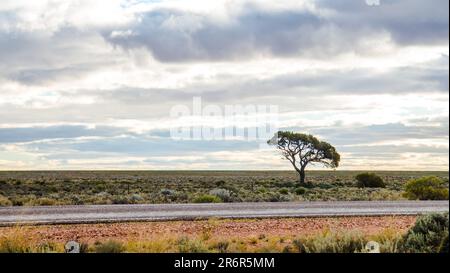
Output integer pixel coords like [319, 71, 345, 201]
[294, 187, 307, 195]
[355, 173, 386, 188]
[177, 237, 207, 253]
[398, 213, 449, 253]
[0, 171, 447, 205]
[26, 197, 58, 206]
[268, 131, 340, 185]
[94, 240, 125, 253]
[209, 188, 232, 202]
[292, 232, 367, 253]
[404, 176, 449, 200]
[276, 181, 296, 188]
[439, 234, 448, 253]
[269, 131, 341, 169]
[279, 188, 289, 195]
[193, 194, 222, 203]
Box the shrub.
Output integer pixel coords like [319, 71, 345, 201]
[279, 188, 289, 195]
[439, 234, 448, 253]
[209, 188, 232, 202]
[0, 195, 12, 206]
[177, 237, 207, 253]
[398, 213, 449, 253]
[215, 180, 226, 187]
[292, 232, 366, 253]
[193, 194, 222, 203]
[265, 193, 286, 202]
[130, 194, 143, 203]
[37, 242, 60, 253]
[355, 173, 386, 188]
[160, 189, 176, 196]
[294, 187, 307, 195]
[26, 197, 58, 206]
[94, 240, 125, 253]
[282, 245, 293, 253]
[215, 241, 229, 253]
[111, 196, 130, 204]
[403, 176, 449, 200]
[0, 234, 33, 253]
[292, 239, 307, 253]
[308, 233, 366, 253]
[80, 242, 90, 253]
[276, 181, 295, 188]
[258, 187, 268, 193]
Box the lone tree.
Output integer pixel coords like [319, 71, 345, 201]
[268, 131, 340, 186]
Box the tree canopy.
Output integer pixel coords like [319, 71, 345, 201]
[268, 131, 340, 185]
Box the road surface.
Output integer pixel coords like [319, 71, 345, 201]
[0, 201, 448, 226]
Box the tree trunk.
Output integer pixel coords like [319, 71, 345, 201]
[299, 168, 306, 186]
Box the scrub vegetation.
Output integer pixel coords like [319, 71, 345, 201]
[0, 171, 448, 206]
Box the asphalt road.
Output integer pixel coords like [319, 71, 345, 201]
[0, 201, 448, 226]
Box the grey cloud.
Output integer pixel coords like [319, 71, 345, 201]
[0, 26, 118, 86]
[105, 0, 449, 62]
[105, 9, 328, 62]
[97, 57, 450, 106]
[0, 125, 126, 143]
[308, 122, 449, 146]
[10, 65, 94, 85]
[0, 55, 447, 125]
[318, 0, 449, 46]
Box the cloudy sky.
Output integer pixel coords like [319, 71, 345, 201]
[0, 0, 448, 170]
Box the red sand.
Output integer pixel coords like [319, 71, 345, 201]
[0, 216, 416, 243]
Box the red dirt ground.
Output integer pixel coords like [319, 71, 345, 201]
[0, 216, 417, 243]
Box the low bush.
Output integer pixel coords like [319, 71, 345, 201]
[398, 213, 449, 253]
[130, 194, 143, 203]
[94, 240, 125, 253]
[292, 232, 367, 253]
[37, 242, 60, 253]
[355, 173, 386, 188]
[160, 189, 176, 196]
[0, 195, 12, 206]
[294, 187, 306, 195]
[279, 188, 289, 195]
[215, 241, 230, 253]
[276, 181, 296, 188]
[215, 180, 226, 187]
[439, 234, 448, 253]
[193, 194, 222, 203]
[26, 197, 58, 206]
[403, 176, 449, 200]
[177, 237, 207, 253]
[0, 171, 446, 205]
[0, 231, 40, 253]
[209, 188, 232, 202]
[111, 196, 130, 204]
[265, 193, 290, 202]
